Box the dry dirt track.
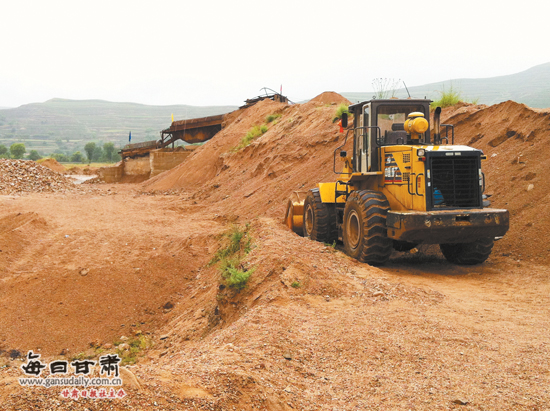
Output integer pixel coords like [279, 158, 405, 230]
[1, 186, 549, 410]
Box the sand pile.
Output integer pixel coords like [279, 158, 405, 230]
[38, 157, 66, 173]
[0, 159, 78, 194]
[440, 101, 550, 262]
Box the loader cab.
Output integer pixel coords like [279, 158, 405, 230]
[349, 99, 432, 173]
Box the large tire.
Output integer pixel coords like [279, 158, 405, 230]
[342, 190, 392, 265]
[440, 238, 494, 265]
[303, 188, 337, 243]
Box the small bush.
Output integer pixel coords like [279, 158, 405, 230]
[332, 104, 350, 123]
[211, 225, 255, 290]
[117, 335, 151, 365]
[266, 113, 281, 123]
[232, 125, 268, 151]
[291, 281, 300, 288]
[224, 266, 255, 290]
[430, 84, 462, 109]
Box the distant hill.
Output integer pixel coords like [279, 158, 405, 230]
[341, 62, 550, 108]
[0, 99, 238, 155]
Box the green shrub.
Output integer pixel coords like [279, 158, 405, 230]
[430, 84, 462, 109]
[332, 104, 350, 123]
[266, 113, 281, 123]
[224, 266, 255, 290]
[232, 125, 268, 151]
[117, 335, 152, 365]
[211, 225, 255, 290]
[291, 281, 300, 288]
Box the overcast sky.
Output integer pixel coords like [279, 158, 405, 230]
[1, 0, 548, 108]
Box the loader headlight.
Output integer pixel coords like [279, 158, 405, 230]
[417, 149, 425, 157]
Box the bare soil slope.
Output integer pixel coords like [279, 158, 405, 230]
[440, 101, 550, 263]
[145, 94, 353, 220]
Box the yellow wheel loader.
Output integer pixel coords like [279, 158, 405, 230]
[285, 99, 509, 265]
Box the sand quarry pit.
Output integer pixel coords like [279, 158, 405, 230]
[0, 93, 549, 410]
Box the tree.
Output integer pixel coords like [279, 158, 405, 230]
[103, 142, 115, 162]
[71, 151, 84, 163]
[92, 145, 103, 162]
[28, 150, 42, 161]
[84, 142, 96, 163]
[51, 153, 70, 162]
[0, 144, 7, 157]
[10, 143, 26, 159]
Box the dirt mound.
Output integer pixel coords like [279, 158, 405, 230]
[0, 159, 79, 194]
[38, 157, 66, 173]
[309, 91, 351, 105]
[65, 166, 99, 175]
[440, 101, 550, 263]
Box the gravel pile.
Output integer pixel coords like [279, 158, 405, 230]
[0, 159, 79, 194]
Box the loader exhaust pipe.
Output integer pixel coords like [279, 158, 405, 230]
[434, 106, 441, 144]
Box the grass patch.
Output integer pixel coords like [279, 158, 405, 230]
[266, 113, 281, 123]
[291, 281, 301, 288]
[116, 334, 152, 365]
[430, 84, 462, 109]
[232, 125, 268, 151]
[332, 104, 350, 123]
[211, 224, 255, 290]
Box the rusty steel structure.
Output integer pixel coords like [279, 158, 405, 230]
[119, 114, 226, 158]
[119, 90, 290, 158]
[240, 92, 289, 109]
[160, 114, 226, 145]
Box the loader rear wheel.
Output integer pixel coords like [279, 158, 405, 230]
[303, 188, 337, 243]
[343, 190, 392, 265]
[439, 237, 494, 265]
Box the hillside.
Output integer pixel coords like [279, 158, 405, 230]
[342, 62, 550, 108]
[0, 98, 238, 155]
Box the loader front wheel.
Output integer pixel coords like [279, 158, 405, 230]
[343, 190, 392, 265]
[439, 237, 494, 265]
[303, 188, 337, 243]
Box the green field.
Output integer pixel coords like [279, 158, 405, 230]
[0, 99, 238, 156]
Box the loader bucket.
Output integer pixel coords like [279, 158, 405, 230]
[284, 191, 308, 236]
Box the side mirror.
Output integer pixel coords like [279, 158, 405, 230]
[341, 112, 348, 128]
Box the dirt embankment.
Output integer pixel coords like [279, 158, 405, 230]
[145, 95, 354, 221]
[440, 101, 550, 263]
[1, 94, 549, 410]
